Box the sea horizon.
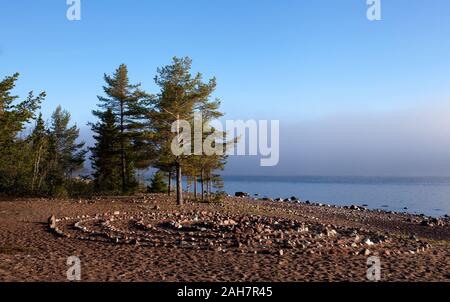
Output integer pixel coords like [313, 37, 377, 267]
[222, 174, 450, 183]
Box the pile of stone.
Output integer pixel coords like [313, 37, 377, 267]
[48, 207, 433, 257]
[420, 217, 446, 227]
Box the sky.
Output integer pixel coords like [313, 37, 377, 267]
[1, 0, 450, 176]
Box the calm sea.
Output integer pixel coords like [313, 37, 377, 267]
[221, 176, 450, 217]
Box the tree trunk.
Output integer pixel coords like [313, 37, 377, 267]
[186, 177, 191, 197]
[168, 172, 172, 196]
[32, 145, 43, 192]
[207, 179, 211, 201]
[176, 162, 183, 205]
[120, 102, 126, 194]
[193, 174, 197, 199]
[210, 180, 213, 199]
[201, 169, 205, 201]
[205, 179, 209, 201]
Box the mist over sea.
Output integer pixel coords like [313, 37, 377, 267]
[221, 176, 450, 217]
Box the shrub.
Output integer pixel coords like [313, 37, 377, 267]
[147, 171, 168, 193]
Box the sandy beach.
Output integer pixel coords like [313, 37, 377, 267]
[0, 194, 449, 282]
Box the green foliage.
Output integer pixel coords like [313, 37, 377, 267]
[0, 73, 45, 146]
[212, 191, 228, 203]
[29, 113, 50, 195]
[1, 58, 231, 200]
[94, 64, 149, 194]
[90, 108, 123, 195]
[147, 171, 168, 193]
[0, 73, 45, 196]
[50, 106, 87, 175]
[0, 140, 34, 195]
[45, 106, 87, 196]
[0, 73, 86, 197]
[66, 178, 94, 198]
[149, 57, 227, 203]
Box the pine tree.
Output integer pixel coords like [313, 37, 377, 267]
[47, 106, 86, 195]
[147, 171, 168, 193]
[150, 57, 218, 205]
[29, 113, 50, 194]
[90, 108, 123, 194]
[152, 155, 175, 196]
[193, 113, 230, 201]
[94, 64, 149, 194]
[0, 73, 45, 195]
[51, 106, 86, 176]
[0, 74, 43, 144]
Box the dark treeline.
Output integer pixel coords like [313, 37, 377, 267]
[0, 57, 229, 204]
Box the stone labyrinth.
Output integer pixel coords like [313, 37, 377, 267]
[50, 210, 432, 256]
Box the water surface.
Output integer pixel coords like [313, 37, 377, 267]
[221, 176, 450, 217]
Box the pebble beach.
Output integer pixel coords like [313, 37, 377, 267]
[0, 194, 449, 282]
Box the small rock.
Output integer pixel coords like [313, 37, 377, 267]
[221, 219, 237, 226]
[360, 248, 371, 256]
[409, 234, 418, 241]
[48, 215, 57, 230]
[326, 229, 338, 237]
[363, 238, 374, 246]
[420, 219, 434, 227]
[235, 192, 249, 198]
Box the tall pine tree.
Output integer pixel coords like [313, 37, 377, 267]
[94, 64, 149, 194]
[46, 106, 86, 195]
[150, 57, 222, 205]
[90, 108, 123, 194]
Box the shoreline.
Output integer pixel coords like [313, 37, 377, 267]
[219, 178, 450, 217]
[239, 194, 450, 220]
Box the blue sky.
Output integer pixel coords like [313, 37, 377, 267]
[2, 1, 450, 175]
